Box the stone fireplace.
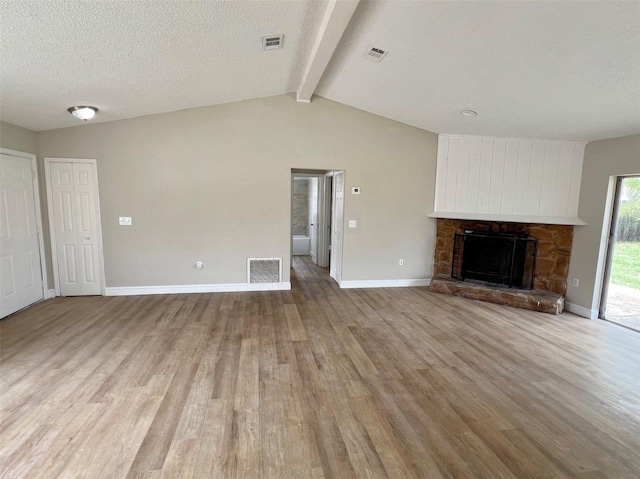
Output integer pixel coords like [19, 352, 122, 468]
[430, 219, 573, 314]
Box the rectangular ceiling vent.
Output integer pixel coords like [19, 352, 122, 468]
[363, 46, 388, 63]
[263, 35, 284, 50]
[247, 258, 282, 283]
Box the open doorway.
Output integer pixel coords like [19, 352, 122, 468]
[290, 169, 342, 285]
[600, 175, 640, 331]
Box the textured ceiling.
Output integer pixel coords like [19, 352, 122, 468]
[0, 0, 327, 131]
[1, 0, 639, 141]
[317, 1, 640, 141]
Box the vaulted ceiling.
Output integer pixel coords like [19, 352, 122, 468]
[1, 0, 639, 141]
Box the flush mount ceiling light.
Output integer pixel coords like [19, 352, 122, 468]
[460, 109, 477, 117]
[67, 106, 98, 121]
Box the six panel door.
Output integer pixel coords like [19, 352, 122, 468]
[50, 161, 102, 296]
[0, 153, 44, 317]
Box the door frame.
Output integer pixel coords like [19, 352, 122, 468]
[599, 174, 640, 319]
[329, 170, 345, 284]
[289, 169, 343, 277]
[0, 147, 49, 300]
[44, 157, 106, 296]
[290, 174, 320, 263]
[317, 172, 333, 268]
[290, 171, 331, 268]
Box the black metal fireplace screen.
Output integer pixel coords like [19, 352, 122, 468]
[452, 231, 538, 289]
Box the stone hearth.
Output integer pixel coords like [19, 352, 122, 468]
[430, 219, 573, 314]
[430, 277, 564, 314]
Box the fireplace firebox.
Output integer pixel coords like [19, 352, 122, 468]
[452, 231, 538, 289]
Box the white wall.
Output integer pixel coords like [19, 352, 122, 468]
[36, 95, 438, 289]
[433, 135, 585, 224]
[566, 133, 640, 318]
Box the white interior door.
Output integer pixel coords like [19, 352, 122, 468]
[316, 174, 332, 268]
[309, 177, 319, 264]
[48, 160, 102, 296]
[330, 171, 345, 284]
[0, 153, 44, 317]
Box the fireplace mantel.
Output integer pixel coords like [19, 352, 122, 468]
[428, 211, 585, 226]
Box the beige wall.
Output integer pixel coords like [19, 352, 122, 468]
[566, 134, 640, 317]
[0, 121, 38, 154]
[37, 95, 438, 288]
[0, 121, 54, 287]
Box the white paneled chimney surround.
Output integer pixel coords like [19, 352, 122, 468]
[429, 135, 586, 225]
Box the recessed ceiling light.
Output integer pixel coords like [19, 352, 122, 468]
[67, 106, 98, 120]
[460, 109, 477, 117]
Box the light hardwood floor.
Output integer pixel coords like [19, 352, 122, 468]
[1, 256, 639, 478]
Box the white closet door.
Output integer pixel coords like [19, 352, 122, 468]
[0, 154, 44, 317]
[50, 161, 102, 296]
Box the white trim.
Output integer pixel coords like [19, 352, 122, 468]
[44, 157, 106, 296]
[318, 172, 332, 268]
[330, 170, 345, 283]
[46, 289, 56, 299]
[427, 211, 585, 226]
[0, 148, 49, 298]
[291, 170, 332, 269]
[594, 175, 622, 318]
[564, 302, 598, 319]
[339, 279, 431, 289]
[105, 282, 292, 296]
[438, 133, 587, 146]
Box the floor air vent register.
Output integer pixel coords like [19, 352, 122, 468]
[247, 258, 282, 284]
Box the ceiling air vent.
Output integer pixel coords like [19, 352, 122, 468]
[363, 46, 389, 63]
[263, 35, 284, 50]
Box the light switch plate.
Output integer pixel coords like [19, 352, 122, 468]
[119, 216, 132, 226]
[348, 220, 357, 228]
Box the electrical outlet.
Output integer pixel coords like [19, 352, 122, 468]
[572, 278, 579, 287]
[348, 220, 357, 228]
[196, 261, 203, 269]
[119, 216, 132, 226]
[399, 259, 404, 266]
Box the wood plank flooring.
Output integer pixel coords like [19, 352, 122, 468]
[1, 256, 640, 478]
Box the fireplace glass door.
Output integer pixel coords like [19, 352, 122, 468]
[453, 231, 537, 289]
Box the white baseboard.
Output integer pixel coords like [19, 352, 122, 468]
[104, 282, 291, 296]
[339, 279, 431, 289]
[565, 302, 598, 319]
[46, 289, 56, 299]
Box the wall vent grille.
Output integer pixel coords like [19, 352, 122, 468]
[247, 258, 282, 283]
[263, 35, 284, 50]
